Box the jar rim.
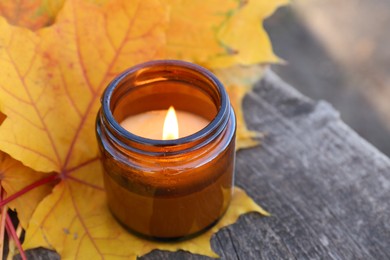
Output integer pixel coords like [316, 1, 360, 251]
[101, 60, 230, 147]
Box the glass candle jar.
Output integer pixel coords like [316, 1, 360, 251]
[96, 60, 236, 239]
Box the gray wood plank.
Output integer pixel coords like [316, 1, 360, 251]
[16, 70, 390, 259]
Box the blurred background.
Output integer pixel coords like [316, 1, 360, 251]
[264, 0, 390, 156]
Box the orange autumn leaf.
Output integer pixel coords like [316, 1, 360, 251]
[0, 0, 283, 258]
[0, 0, 65, 30]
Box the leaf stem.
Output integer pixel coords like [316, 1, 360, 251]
[5, 214, 26, 260]
[0, 205, 7, 260]
[0, 187, 7, 260]
[0, 174, 59, 208]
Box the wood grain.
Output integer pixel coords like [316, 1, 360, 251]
[17, 70, 390, 259]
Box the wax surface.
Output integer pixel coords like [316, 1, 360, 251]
[120, 110, 209, 139]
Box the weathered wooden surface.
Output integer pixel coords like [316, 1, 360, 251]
[18, 70, 390, 259]
[264, 6, 390, 156]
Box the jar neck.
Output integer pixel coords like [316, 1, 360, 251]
[99, 60, 231, 156]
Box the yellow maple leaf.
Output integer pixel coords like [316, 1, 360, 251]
[0, 152, 54, 228]
[25, 185, 267, 258]
[162, 0, 288, 68]
[0, 0, 168, 173]
[0, 0, 282, 258]
[161, 0, 237, 65]
[210, 0, 288, 67]
[0, 95, 51, 232]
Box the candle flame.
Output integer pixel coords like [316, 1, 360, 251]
[163, 106, 179, 140]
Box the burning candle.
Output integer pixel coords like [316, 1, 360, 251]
[120, 106, 209, 140]
[96, 60, 236, 239]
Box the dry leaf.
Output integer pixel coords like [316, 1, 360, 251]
[0, 0, 65, 30]
[0, 152, 54, 228]
[0, 0, 283, 258]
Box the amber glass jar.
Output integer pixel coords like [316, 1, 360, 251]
[96, 60, 236, 239]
